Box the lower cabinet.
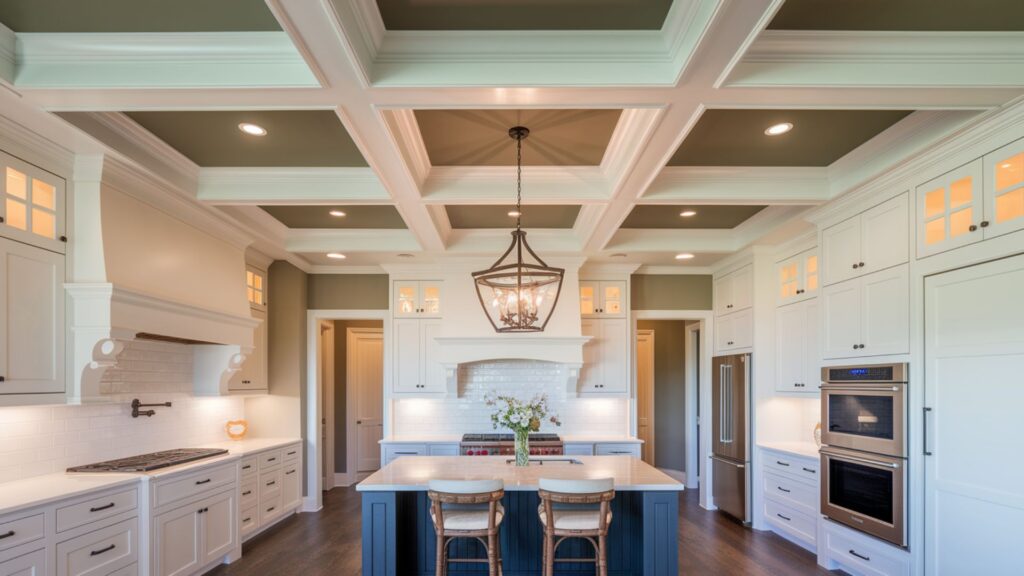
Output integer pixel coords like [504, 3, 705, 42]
[239, 443, 303, 544]
[593, 443, 641, 458]
[153, 490, 236, 576]
[819, 519, 911, 576]
[760, 448, 818, 552]
[0, 547, 46, 576]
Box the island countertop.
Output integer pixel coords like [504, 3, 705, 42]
[357, 455, 685, 492]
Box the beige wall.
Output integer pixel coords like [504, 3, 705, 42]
[308, 274, 389, 310]
[637, 319, 689, 472]
[631, 274, 712, 310]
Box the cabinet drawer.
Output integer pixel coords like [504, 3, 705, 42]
[383, 445, 426, 466]
[260, 469, 283, 496]
[763, 472, 817, 515]
[258, 450, 283, 471]
[57, 488, 137, 533]
[240, 480, 257, 508]
[282, 445, 301, 462]
[281, 463, 301, 507]
[427, 444, 459, 456]
[765, 454, 818, 483]
[259, 493, 283, 525]
[764, 499, 816, 547]
[824, 521, 910, 576]
[563, 443, 594, 456]
[153, 462, 236, 509]
[0, 547, 46, 576]
[240, 456, 258, 478]
[0, 513, 44, 553]
[594, 443, 640, 457]
[56, 517, 138, 576]
[240, 505, 258, 536]
[107, 562, 138, 576]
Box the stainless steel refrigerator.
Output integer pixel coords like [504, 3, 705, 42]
[711, 353, 751, 524]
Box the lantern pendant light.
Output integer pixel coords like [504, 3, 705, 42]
[472, 126, 564, 333]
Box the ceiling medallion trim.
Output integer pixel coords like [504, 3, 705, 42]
[472, 126, 565, 333]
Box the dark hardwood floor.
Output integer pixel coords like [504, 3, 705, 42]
[208, 487, 833, 575]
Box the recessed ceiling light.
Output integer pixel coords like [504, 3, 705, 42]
[326, 252, 347, 260]
[238, 123, 267, 136]
[610, 253, 627, 258]
[675, 253, 695, 260]
[679, 210, 697, 217]
[764, 122, 793, 136]
[508, 210, 522, 217]
[329, 210, 347, 217]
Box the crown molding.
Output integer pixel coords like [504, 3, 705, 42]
[644, 166, 828, 204]
[0, 22, 14, 85]
[14, 32, 319, 88]
[727, 30, 1024, 88]
[379, 108, 430, 186]
[600, 108, 665, 189]
[197, 167, 389, 204]
[771, 229, 817, 261]
[0, 109, 75, 178]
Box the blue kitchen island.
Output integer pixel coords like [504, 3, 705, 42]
[357, 455, 684, 576]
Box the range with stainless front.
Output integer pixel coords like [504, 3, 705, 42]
[820, 363, 908, 547]
[460, 433, 564, 456]
[711, 353, 751, 524]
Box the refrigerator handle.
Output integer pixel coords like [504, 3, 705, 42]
[718, 364, 726, 444]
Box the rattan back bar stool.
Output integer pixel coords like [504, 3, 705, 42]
[427, 479, 505, 576]
[537, 477, 615, 576]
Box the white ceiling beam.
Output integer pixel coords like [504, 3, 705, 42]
[13, 32, 320, 88]
[285, 228, 420, 252]
[643, 166, 829, 204]
[726, 30, 1024, 89]
[0, 22, 13, 85]
[445, 229, 582, 254]
[197, 167, 391, 205]
[421, 166, 610, 205]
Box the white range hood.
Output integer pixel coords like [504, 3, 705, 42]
[434, 335, 591, 395]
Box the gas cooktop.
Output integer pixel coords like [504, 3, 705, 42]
[462, 433, 561, 442]
[67, 448, 229, 473]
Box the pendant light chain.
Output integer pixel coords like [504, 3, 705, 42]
[515, 131, 523, 231]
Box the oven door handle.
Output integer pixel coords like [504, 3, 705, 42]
[825, 451, 900, 469]
[821, 385, 901, 392]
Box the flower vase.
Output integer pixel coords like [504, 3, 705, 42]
[514, 429, 530, 466]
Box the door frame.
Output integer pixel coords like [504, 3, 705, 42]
[345, 327, 384, 487]
[635, 329, 655, 466]
[305, 309, 390, 513]
[631, 309, 714, 509]
[684, 321, 701, 490]
[320, 321, 335, 491]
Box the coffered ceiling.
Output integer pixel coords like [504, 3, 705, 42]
[415, 110, 622, 166]
[668, 109, 913, 167]
[375, 0, 674, 31]
[0, 0, 280, 32]
[768, 0, 1024, 31]
[4, 0, 1019, 273]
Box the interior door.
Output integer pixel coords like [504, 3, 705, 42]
[925, 253, 1024, 575]
[636, 330, 655, 465]
[351, 329, 384, 473]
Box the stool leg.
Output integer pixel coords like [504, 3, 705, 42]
[598, 534, 608, 576]
[435, 533, 445, 576]
[488, 532, 498, 576]
[545, 533, 554, 576]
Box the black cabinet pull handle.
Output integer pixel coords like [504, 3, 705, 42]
[242, 490, 252, 496]
[0, 530, 13, 540]
[90, 544, 116, 556]
[802, 467, 816, 474]
[267, 506, 276, 513]
[776, 513, 791, 521]
[286, 470, 296, 475]
[849, 549, 871, 561]
[242, 465, 252, 470]
[267, 457, 276, 462]
[776, 460, 790, 467]
[90, 502, 115, 512]
[287, 451, 297, 456]
[267, 481, 276, 486]
[195, 479, 211, 485]
[777, 486, 791, 493]
[243, 517, 252, 523]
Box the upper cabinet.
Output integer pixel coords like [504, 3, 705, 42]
[393, 319, 445, 395]
[714, 265, 753, 317]
[822, 193, 909, 286]
[230, 265, 268, 394]
[245, 267, 267, 311]
[579, 318, 629, 395]
[394, 281, 442, 318]
[1, 151, 66, 254]
[775, 299, 819, 393]
[915, 137, 1024, 258]
[579, 280, 626, 318]
[0, 236, 65, 398]
[822, 265, 909, 360]
[776, 248, 819, 306]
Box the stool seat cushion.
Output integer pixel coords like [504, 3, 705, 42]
[537, 504, 612, 531]
[432, 504, 505, 531]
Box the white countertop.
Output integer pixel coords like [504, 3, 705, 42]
[379, 435, 462, 444]
[357, 455, 684, 492]
[0, 437, 301, 517]
[758, 440, 820, 460]
[562, 436, 643, 444]
[380, 435, 642, 444]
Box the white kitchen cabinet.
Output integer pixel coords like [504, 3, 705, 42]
[715, 308, 752, 354]
[240, 443, 302, 544]
[916, 160, 984, 258]
[820, 519, 910, 576]
[579, 280, 626, 318]
[1, 151, 66, 254]
[983, 136, 1024, 239]
[578, 318, 628, 395]
[776, 248, 819, 306]
[0, 547, 46, 576]
[382, 444, 427, 466]
[823, 193, 908, 286]
[229, 308, 266, 393]
[775, 299, 819, 393]
[0, 236, 65, 398]
[761, 448, 819, 553]
[822, 265, 909, 359]
[245, 266, 267, 311]
[153, 490, 236, 576]
[594, 443, 641, 458]
[393, 319, 444, 395]
[393, 281, 442, 318]
[714, 265, 753, 317]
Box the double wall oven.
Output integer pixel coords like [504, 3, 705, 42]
[820, 363, 908, 547]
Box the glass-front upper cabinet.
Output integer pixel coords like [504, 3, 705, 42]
[775, 248, 819, 306]
[580, 280, 626, 318]
[246, 266, 267, 310]
[393, 281, 442, 318]
[1, 151, 66, 254]
[984, 136, 1024, 240]
[916, 159, 984, 258]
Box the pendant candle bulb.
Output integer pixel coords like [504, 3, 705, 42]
[472, 126, 565, 333]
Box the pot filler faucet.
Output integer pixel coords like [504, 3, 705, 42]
[131, 398, 172, 418]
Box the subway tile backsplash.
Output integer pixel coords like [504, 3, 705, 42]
[0, 340, 244, 484]
[393, 360, 629, 436]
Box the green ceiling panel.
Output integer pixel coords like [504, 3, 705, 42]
[0, 0, 281, 32]
[621, 205, 766, 229]
[262, 206, 407, 229]
[445, 205, 581, 229]
[374, 0, 673, 31]
[769, 0, 1024, 31]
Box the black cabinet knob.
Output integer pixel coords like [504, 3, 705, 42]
[858, 262, 865, 268]
[852, 263, 858, 269]
[969, 224, 978, 232]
